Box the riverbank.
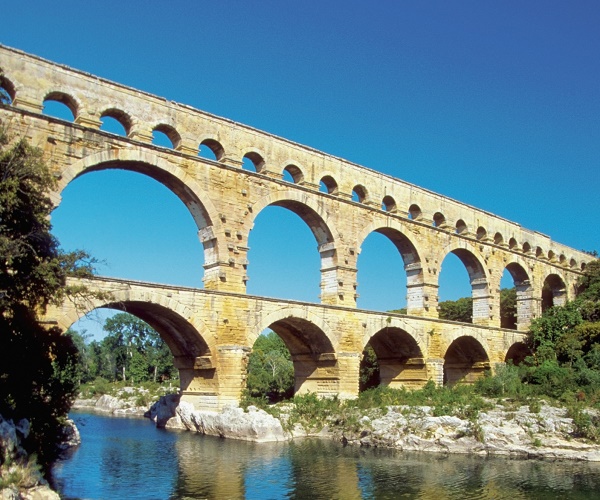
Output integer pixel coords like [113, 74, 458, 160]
[71, 390, 600, 462]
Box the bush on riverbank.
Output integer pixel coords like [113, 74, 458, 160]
[78, 378, 178, 406]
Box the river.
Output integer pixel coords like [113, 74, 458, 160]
[50, 411, 600, 499]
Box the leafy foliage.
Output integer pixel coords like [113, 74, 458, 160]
[246, 331, 294, 402]
[69, 313, 176, 384]
[438, 296, 472, 323]
[0, 123, 98, 466]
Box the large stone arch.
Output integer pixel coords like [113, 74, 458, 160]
[248, 307, 339, 397]
[356, 220, 425, 314]
[249, 191, 343, 305]
[52, 149, 224, 285]
[361, 325, 428, 390]
[438, 243, 491, 325]
[441, 333, 491, 385]
[51, 283, 217, 406]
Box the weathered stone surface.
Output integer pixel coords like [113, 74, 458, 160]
[173, 402, 286, 442]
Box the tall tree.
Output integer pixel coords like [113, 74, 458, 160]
[0, 122, 98, 465]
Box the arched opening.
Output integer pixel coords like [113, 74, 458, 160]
[0, 76, 15, 104]
[246, 329, 294, 403]
[242, 151, 265, 173]
[523, 242, 532, 254]
[351, 184, 367, 203]
[100, 109, 131, 136]
[152, 124, 180, 149]
[494, 232, 504, 246]
[548, 250, 556, 262]
[455, 220, 468, 235]
[319, 175, 338, 195]
[505, 342, 531, 366]
[570, 258, 577, 269]
[51, 168, 206, 287]
[476, 226, 487, 241]
[198, 139, 224, 161]
[443, 336, 490, 386]
[542, 274, 567, 312]
[433, 212, 446, 228]
[357, 228, 420, 312]
[381, 195, 396, 213]
[408, 204, 422, 221]
[43, 91, 77, 121]
[361, 327, 426, 391]
[535, 246, 544, 258]
[509, 238, 518, 250]
[438, 251, 479, 323]
[500, 263, 531, 330]
[559, 254, 567, 266]
[249, 317, 337, 398]
[246, 203, 325, 302]
[283, 164, 303, 184]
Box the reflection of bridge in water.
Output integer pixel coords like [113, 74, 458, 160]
[0, 45, 592, 409]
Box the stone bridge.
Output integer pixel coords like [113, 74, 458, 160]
[0, 45, 593, 409]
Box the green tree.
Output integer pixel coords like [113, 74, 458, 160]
[101, 312, 174, 383]
[438, 296, 473, 323]
[500, 287, 517, 329]
[246, 331, 294, 402]
[0, 122, 98, 465]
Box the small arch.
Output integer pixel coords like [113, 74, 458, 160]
[455, 219, 468, 235]
[494, 232, 504, 245]
[444, 336, 490, 386]
[569, 258, 577, 269]
[559, 254, 567, 266]
[508, 237, 518, 250]
[0, 75, 15, 104]
[43, 91, 78, 121]
[152, 124, 181, 149]
[408, 204, 422, 220]
[522, 242, 532, 254]
[243, 151, 265, 173]
[283, 164, 304, 184]
[351, 184, 368, 203]
[319, 175, 338, 195]
[100, 108, 132, 136]
[362, 327, 426, 390]
[581, 262, 587, 272]
[382, 195, 397, 213]
[535, 246, 544, 258]
[433, 212, 446, 228]
[505, 342, 531, 365]
[476, 226, 487, 241]
[198, 138, 225, 161]
[548, 250, 556, 262]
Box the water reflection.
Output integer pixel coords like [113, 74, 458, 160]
[52, 412, 600, 499]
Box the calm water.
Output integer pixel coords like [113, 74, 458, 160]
[50, 412, 600, 499]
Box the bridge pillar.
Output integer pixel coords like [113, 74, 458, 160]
[425, 358, 444, 386]
[406, 280, 439, 317]
[215, 345, 251, 408]
[515, 280, 536, 330]
[336, 352, 361, 399]
[472, 277, 496, 326]
[176, 357, 219, 411]
[319, 243, 357, 306]
[12, 93, 44, 113]
[293, 353, 340, 398]
[379, 357, 429, 389]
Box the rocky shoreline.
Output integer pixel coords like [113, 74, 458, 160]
[71, 392, 600, 462]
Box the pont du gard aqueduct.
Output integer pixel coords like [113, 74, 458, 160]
[0, 45, 593, 410]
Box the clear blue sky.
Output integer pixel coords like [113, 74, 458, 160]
[1, 1, 598, 335]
